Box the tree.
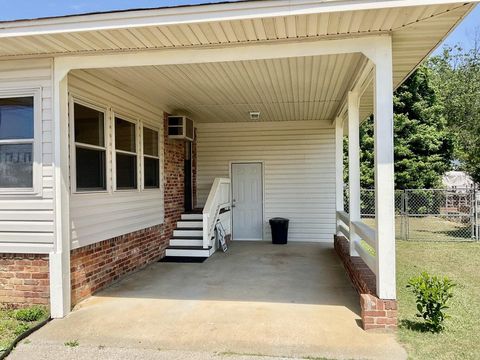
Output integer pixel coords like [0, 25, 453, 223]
[344, 65, 454, 189]
[429, 38, 480, 184]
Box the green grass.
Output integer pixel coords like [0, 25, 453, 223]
[396, 240, 480, 360]
[363, 216, 474, 242]
[0, 306, 48, 355]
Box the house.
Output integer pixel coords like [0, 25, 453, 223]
[0, 0, 476, 331]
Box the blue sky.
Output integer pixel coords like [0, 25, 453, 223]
[0, 0, 478, 55]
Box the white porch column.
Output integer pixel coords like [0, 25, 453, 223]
[49, 62, 71, 318]
[335, 117, 344, 234]
[347, 91, 360, 256]
[373, 38, 396, 300]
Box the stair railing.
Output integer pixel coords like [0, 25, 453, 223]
[203, 178, 231, 249]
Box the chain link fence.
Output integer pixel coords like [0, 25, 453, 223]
[345, 188, 479, 242]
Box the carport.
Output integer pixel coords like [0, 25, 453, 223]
[11, 242, 406, 360]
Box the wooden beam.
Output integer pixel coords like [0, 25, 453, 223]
[54, 35, 390, 74]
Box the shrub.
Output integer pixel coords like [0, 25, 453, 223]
[407, 272, 456, 332]
[14, 306, 47, 322]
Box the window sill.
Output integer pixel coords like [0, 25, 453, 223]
[0, 189, 41, 197]
[114, 188, 140, 193]
[72, 190, 109, 195]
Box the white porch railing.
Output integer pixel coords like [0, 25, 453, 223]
[336, 211, 376, 274]
[203, 178, 231, 249]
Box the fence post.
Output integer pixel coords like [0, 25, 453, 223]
[475, 188, 479, 241]
[404, 190, 409, 241]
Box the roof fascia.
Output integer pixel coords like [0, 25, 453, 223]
[0, 0, 476, 38]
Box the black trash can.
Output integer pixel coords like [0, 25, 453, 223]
[269, 217, 289, 245]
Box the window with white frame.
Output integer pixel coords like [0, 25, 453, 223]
[143, 126, 160, 189]
[115, 116, 137, 190]
[73, 102, 107, 192]
[0, 96, 35, 189]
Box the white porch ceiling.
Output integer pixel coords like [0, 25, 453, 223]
[80, 53, 364, 123]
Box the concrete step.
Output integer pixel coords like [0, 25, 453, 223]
[181, 213, 203, 221]
[165, 246, 212, 258]
[177, 220, 203, 228]
[173, 229, 203, 237]
[169, 238, 203, 247]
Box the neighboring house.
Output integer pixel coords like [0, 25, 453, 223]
[442, 171, 475, 190]
[0, 0, 477, 330]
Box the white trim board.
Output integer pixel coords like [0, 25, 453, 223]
[0, 0, 476, 37]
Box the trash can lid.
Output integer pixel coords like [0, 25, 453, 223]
[269, 217, 289, 222]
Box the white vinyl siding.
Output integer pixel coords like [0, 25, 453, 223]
[197, 121, 335, 243]
[0, 58, 54, 253]
[68, 70, 165, 250]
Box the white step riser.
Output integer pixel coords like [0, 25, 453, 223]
[177, 221, 203, 228]
[170, 239, 203, 247]
[181, 214, 203, 220]
[165, 249, 210, 257]
[173, 229, 203, 237]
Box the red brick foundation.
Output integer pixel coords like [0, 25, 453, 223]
[70, 225, 168, 306]
[334, 235, 398, 331]
[0, 254, 49, 308]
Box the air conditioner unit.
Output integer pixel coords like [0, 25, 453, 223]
[167, 115, 194, 141]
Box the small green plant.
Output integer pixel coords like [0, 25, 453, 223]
[14, 323, 30, 336]
[407, 272, 456, 332]
[14, 306, 47, 322]
[64, 340, 79, 348]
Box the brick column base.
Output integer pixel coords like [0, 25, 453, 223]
[334, 235, 397, 331]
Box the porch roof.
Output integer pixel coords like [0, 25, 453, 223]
[0, 0, 476, 123]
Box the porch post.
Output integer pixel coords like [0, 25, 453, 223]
[347, 91, 360, 256]
[335, 117, 344, 234]
[49, 62, 71, 318]
[373, 38, 396, 299]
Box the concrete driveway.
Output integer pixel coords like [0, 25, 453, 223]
[10, 242, 406, 360]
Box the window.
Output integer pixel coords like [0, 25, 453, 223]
[0, 96, 34, 189]
[143, 127, 159, 189]
[115, 117, 137, 190]
[74, 103, 106, 191]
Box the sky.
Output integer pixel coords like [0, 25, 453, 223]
[0, 0, 478, 55]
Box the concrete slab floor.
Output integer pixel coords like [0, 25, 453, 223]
[9, 242, 406, 360]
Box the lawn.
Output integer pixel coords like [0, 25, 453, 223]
[396, 240, 480, 360]
[0, 306, 48, 356]
[363, 216, 475, 242]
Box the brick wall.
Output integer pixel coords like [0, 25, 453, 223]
[0, 254, 49, 307]
[70, 225, 167, 305]
[164, 112, 186, 236]
[334, 235, 398, 331]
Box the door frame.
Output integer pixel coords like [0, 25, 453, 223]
[229, 161, 265, 241]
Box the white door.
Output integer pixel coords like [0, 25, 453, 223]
[232, 162, 263, 241]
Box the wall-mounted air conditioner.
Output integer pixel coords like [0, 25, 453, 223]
[167, 115, 194, 141]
